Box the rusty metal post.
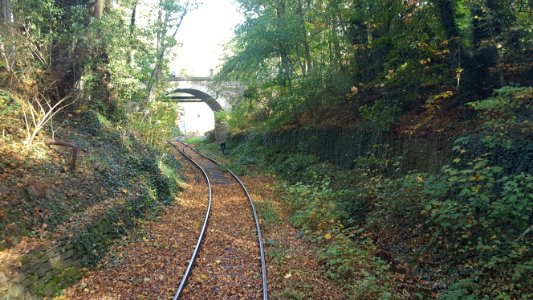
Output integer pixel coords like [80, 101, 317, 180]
[47, 141, 79, 172]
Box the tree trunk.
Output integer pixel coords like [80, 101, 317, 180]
[127, 1, 137, 65]
[276, 0, 291, 88]
[89, 0, 105, 19]
[0, 0, 11, 22]
[434, 0, 460, 40]
[51, 0, 107, 100]
[332, 15, 342, 69]
[145, 0, 190, 103]
[486, 0, 508, 87]
[0, 0, 13, 71]
[297, 0, 312, 74]
[145, 4, 168, 103]
[469, 2, 509, 94]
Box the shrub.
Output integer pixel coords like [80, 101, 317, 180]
[359, 100, 400, 130]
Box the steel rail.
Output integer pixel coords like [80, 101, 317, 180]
[179, 142, 269, 300]
[169, 142, 212, 300]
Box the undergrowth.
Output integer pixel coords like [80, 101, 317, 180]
[1, 109, 183, 255]
[206, 86, 532, 299]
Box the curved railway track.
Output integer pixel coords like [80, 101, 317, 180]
[170, 141, 268, 300]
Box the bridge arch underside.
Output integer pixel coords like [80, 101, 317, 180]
[168, 88, 223, 112]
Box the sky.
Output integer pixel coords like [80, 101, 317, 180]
[171, 0, 243, 134]
[171, 0, 243, 76]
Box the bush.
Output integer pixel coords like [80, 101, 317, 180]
[281, 177, 411, 298]
[359, 100, 400, 130]
[422, 158, 532, 297]
[220, 86, 532, 298]
[363, 87, 532, 298]
[273, 154, 319, 181]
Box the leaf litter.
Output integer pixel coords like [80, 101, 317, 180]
[243, 175, 343, 300]
[63, 151, 209, 299]
[178, 150, 262, 299]
[62, 148, 340, 299]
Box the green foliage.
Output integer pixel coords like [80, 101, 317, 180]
[438, 279, 477, 300]
[358, 100, 399, 129]
[372, 87, 531, 297]
[280, 176, 409, 298]
[71, 149, 181, 268]
[255, 201, 280, 226]
[353, 143, 402, 176]
[273, 154, 320, 180]
[182, 136, 206, 143]
[0, 89, 20, 134]
[467, 86, 533, 150]
[125, 102, 179, 150]
[418, 124, 532, 298]
[424, 158, 531, 254]
[226, 85, 532, 298]
[217, 0, 533, 132]
[284, 178, 340, 231]
[0, 0, 190, 151]
[156, 152, 182, 203]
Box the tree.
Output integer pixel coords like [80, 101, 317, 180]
[0, 0, 12, 71]
[219, 0, 532, 131]
[145, 0, 194, 103]
[89, 0, 105, 19]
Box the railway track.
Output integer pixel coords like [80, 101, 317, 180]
[170, 141, 268, 300]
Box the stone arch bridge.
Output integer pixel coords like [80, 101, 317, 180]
[166, 71, 233, 139]
[166, 71, 224, 111]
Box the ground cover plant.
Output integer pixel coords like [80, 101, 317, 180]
[203, 86, 532, 298]
[209, 1, 532, 297]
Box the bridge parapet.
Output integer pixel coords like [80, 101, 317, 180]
[168, 76, 212, 82]
[169, 69, 214, 82]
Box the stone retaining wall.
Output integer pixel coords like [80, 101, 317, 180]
[1, 187, 171, 299]
[1, 240, 81, 299]
[230, 125, 455, 173]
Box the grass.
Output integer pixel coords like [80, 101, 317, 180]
[256, 201, 281, 225]
[266, 242, 290, 264]
[182, 136, 206, 143]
